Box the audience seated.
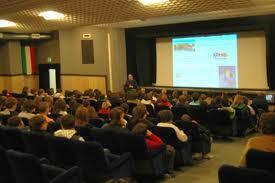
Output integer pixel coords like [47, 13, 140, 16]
[239, 112, 275, 166]
[38, 102, 54, 123]
[189, 92, 200, 106]
[53, 99, 68, 116]
[29, 115, 48, 134]
[102, 108, 129, 133]
[53, 88, 65, 99]
[0, 97, 18, 116]
[128, 104, 154, 130]
[75, 106, 93, 128]
[219, 98, 236, 120]
[252, 93, 269, 112]
[175, 94, 188, 108]
[157, 94, 172, 108]
[54, 115, 84, 141]
[157, 110, 188, 142]
[7, 116, 25, 129]
[0, 96, 7, 111]
[18, 100, 36, 119]
[98, 101, 111, 115]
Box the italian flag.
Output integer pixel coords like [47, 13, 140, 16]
[21, 46, 36, 75]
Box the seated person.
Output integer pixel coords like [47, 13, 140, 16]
[53, 89, 65, 99]
[0, 96, 7, 111]
[157, 94, 172, 108]
[18, 100, 36, 119]
[189, 92, 201, 106]
[0, 97, 18, 116]
[243, 96, 256, 116]
[157, 110, 188, 142]
[53, 99, 68, 116]
[29, 115, 48, 134]
[126, 92, 140, 105]
[175, 94, 188, 108]
[219, 98, 236, 120]
[120, 103, 133, 120]
[98, 101, 111, 115]
[102, 108, 129, 133]
[128, 104, 154, 130]
[239, 112, 275, 167]
[251, 93, 269, 112]
[132, 122, 176, 174]
[140, 93, 155, 109]
[7, 116, 25, 129]
[38, 102, 54, 123]
[54, 115, 84, 141]
[75, 106, 93, 128]
[231, 95, 248, 111]
[180, 114, 213, 159]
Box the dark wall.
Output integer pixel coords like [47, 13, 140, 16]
[125, 14, 275, 89]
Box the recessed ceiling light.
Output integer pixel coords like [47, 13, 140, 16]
[0, 20, 16, 28]
[39, 11, 65, 20]
[139, 0, 169, 5]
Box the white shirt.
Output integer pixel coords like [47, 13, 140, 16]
[157, 122, 188, 142]
[18, 112, 35, 119]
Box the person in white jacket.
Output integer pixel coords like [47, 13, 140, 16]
[54, 115, 84, 141]
[157, 110, 188, 142]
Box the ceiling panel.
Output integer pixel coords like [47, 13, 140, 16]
[0, 0, 274, 32]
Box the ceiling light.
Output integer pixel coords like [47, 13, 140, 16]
[39, 11, 65, 20]
[0, 20, 16, 28]
[139, 0, 169, 5]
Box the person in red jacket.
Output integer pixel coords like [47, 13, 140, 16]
[132, 122, 175, 176]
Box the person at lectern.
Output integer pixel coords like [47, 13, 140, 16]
[124, 74, 138, 92]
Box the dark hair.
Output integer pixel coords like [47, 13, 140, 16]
[82, 100, 90, 107]
[7, 116, 23, 128]
[22, 100, 35, 113]
[181, 114, 192, 122]
[131, 122, 147, 136]
[53, 99, 67, 114]
[60, 115, 75, 129]
[192, 92, 200, 101]
[5, 97, 17, 109]
[38, 102, 49, 113]
[109, 108, 123, 125]
[178, 95, 187, 105]
[75, 106, 89, 125]
[221, 98, 230, 107]
[131, 105, 148, 126]
[0, 96, 7, 108]
[2, 89, 8, 96]
[120, 103, 129, 114]
[29, 115, 46, 131]
[158, 110, 173, 122]
[260, 112, 275, 134]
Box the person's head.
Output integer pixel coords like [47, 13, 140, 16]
[243, 96, 249, 105]
[87, 106, 98, 119]
[0, 96, 7, 109]
[172, 91, 178, 99]
[73, 90, 83, 98]
[109, 107, 124, 126]
[178, 95, 187, 105]
[233, 95, 244, 106]
[192, 92, 200, 102]
[132, 104, 148, 120]
[161, 89, 167, 94]
[101, 101, 111, 110]
[181, 114, 192, 123]
[131, 122, 148, 137]
[127, 92, 138, 100]
[120, 103, 129, 114]
[159, 94, 168, 102]
[22, 100, 36, 113]
[30, 88, 38, 96]
[158, 110, 173, 123]
[7, 116, 24, 129]
[221, 98, 230, 107]
[128, 74, 133, 80]
[2, 89, 8, 96]
[59, 115, 76, 130]
[260, 112, 275, 134]
[38, 89, 45, 96]
[82, 100, 90, 108]
[56, 88, 62, 94]
[200, 94, 207, 101]
[22, 87, 29, 95]
[5, 97, 17, 110]
[53, 99, 68, 114]
[75, 106, 89, 126]
[140, 88, 146, 94]
[38, 102, 50, 114]
[29, 115, 48, 131]
[47, 88, 55, 96]
[43, 96, 54, 110]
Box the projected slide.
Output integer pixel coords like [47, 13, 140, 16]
[173, 34, 238, 88]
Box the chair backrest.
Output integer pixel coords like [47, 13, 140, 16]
[208, 110, 232, 136]
[246, 149, 275, 175]
[47, 135, 76, 169]
[91, 128, 121, 154]
[2, 127, 25, 152]
[70, 140, 108, 182]
[0, 146, 15, 183]
[47, 122, 61, 134]
[20, 118, 29, 126]
[89, 118, 104, 128]
[145, 104, 154, 117]
[187, 106, 207, 125]
[155, 105, 170, 116]
[172, 106, 188, 121]
[75, 126, 95, 141]
[218, 165, 274, 183]
[175, 120, 200, 139]
[6, 150, 49, 183]
[21, 131, 49, 159]
[119, 132, 150, 160]
[127, 103, 137, 114]
[149, 126, 182, 149]
[0, 115, 12, 126]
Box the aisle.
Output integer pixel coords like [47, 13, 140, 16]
[164, 136, 250, 183]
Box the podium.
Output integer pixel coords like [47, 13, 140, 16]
[39, 64, 61, 91]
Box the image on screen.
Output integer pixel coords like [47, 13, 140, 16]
[172, 34, 238, 88]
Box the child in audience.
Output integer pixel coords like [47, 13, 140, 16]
[54, 115, 85, 141]
[102, 108, 129, 133]
[219, 98, 236, 120]
[21, 86, 30, 97]
[29, 115, 48, 134]
[0, 97, 18, 116]
[18, 100, 36, 119]
[132, 122, 176, 174]
[129, 104, 154, 130]
[189, 92, 201, 106]
[239, 112, 275, 167]
[75, 106, 93, 128]
[98, 101, 111, 115]
[157, 110, 188, 142]
[7, 116, 25, 129]
[53, 99, 68, 116]
[175, 94, 188, 108]
[38, 102, 54, 123]
[157, 94, 172, 108]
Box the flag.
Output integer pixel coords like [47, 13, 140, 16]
[21, 46, 36, 75]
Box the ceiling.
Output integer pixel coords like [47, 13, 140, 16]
[1, 0, 275, 33]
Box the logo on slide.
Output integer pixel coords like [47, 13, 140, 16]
[213, 52, 228, 59]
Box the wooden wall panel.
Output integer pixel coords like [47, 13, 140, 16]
[61, 75, 106, 94]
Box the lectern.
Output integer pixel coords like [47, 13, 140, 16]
[39, 64, 61, 91]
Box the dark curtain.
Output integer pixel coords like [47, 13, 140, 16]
[266, 23, 275, 89]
